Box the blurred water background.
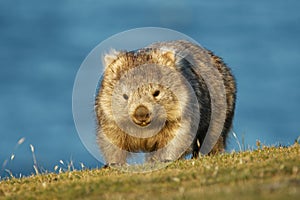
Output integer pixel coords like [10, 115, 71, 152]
[0, 0, 299, 178]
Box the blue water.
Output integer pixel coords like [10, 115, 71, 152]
[1, 0, 299, 178]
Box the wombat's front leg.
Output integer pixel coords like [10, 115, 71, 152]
[146, 131, 192, 163]
[98, 134, 127, 165]
[146, 143, 185, 163]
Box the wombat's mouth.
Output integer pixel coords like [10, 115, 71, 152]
[132, 119, 151, 127]
[132, 105, 152, 127]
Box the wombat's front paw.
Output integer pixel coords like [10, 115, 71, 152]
[161, 159, 173, 163]
[146, 156, 174, 163]
[103, 163, 127, 168]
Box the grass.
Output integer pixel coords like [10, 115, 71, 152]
[0, 143, 299, 200]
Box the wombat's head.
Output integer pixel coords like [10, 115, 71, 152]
[97, 48, 190, 138]
[125, 82, 181, 130]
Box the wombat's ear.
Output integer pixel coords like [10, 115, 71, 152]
[160, 48, 176, 63]
[102, 49, 120, 68]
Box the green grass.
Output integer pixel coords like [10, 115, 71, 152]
[0, 143, 299, 200]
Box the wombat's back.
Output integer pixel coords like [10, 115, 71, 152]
[149, 40, 236, 156]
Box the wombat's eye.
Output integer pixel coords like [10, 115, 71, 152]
[123, 94, 129, 100]
[153, 90, 160, 97]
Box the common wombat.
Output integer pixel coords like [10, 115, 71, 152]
[95, 40, 236, 165]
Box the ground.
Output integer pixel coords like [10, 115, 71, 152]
[0, 143, 299, 200]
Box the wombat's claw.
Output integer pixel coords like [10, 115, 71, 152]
[162, 159, 173, 163]
[103, 163, 126, 168]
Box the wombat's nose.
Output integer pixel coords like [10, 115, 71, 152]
[133, 105, 151, 126]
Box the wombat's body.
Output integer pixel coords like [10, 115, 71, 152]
[95, 40, 236, 165]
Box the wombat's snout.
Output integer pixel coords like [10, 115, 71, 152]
[132, 105, 151, 127]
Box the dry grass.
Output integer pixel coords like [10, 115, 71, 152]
[0, 143, 299, 200]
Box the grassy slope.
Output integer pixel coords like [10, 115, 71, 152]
[0, 144, 299, 200]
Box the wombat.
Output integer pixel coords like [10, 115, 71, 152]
[95, 40, 236, 165]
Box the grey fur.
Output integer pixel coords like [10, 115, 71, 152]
[95, 40, 236, 165]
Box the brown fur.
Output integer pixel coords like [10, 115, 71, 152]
[95, 40, 236, 164]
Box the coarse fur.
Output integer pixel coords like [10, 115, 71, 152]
[95, 40, 236, 165]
